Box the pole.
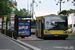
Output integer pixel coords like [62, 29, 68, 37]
[27, 0, 29, 16]
[5, 21, 6, 35]
[30, 3, 32, 16]
[12, 31, 13, 37]
[32, 0, 34, 18]
[59, 0, 61, 12]
[4, 26, 6, 35]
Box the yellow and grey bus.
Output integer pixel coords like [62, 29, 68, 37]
[36, 15, 68, 39]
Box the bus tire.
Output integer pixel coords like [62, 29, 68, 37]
[21, 36, 25, 38]
[62, 38, 66, 40]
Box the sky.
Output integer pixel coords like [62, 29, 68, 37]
[16, 0, 75, 24]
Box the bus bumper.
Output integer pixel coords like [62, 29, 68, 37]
[43, 34, 68, 38]
[31, 32, 35, 34]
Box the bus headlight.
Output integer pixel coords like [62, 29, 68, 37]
[45, 31, 47, 33]
[65, 31, 67, 33]
[45, 31, 50, 34]
[63, 31, 67, 34]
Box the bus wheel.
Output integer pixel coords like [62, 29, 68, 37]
[21, 36, 25, 38]
[62, 38, 66, 40]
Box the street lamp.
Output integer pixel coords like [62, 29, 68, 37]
[39, 1, 41, 3]
[71, 0, 75, 6]
[30, 2, 38, 17]
[31, 0, 41, 18]
[55, 0, 75, 12]
[55, 0, 65, 12]
[68, 0, 75, 6]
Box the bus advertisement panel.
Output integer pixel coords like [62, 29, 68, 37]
[18, 21, 30, 36]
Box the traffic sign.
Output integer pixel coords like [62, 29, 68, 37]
[11, 11, 15, 30]
[0, 18, 2, 21]
[11, 11, 15, 14]
[11, 11, 15, 20]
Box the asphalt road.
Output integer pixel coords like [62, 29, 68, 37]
[0, 34, 26, 50]
[21, 35, 75, 50]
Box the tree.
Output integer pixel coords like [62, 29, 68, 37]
[69, 9, 75, 13]
[59, 10, 68, 15]
[14, 8, 30, 17]
[0, 0, 17, 20]
[59, 9, 75, 15]
[0, 0, 11, 18]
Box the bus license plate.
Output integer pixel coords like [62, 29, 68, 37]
[54, 35, 58, 36]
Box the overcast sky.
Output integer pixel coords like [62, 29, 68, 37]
[16, 0, 75, 24]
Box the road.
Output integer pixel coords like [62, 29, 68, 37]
[0, 33, 29, 50]
[20, 35, 75, 50]
[1, 33, 75, 50]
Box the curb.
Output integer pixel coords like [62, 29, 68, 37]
[1, 33, 33, 50]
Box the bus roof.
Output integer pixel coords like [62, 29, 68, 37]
[36, 15, 67, 20]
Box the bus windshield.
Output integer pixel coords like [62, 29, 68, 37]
[31, 20, 35, 29]
[45, 16, 68, 30]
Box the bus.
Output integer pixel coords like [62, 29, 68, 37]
[36, 15, 68, 39]
[31, 19, 36, 34]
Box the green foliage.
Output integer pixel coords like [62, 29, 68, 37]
[7, 13, 11, 20]
[0, 0, 16, 20]
[59, 10, 69, 15]
[15, 2, 17, 6]
[14, 8, 30, 17]
[0, 0, 11, 19]
[59, 9, 75, 15]
[68, 33, 72, 34]
[69, 9, 75, 13]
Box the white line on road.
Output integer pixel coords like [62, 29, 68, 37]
[17, 40, 42, 50]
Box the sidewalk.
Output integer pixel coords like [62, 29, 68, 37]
[0, 33, 29, 50]
[0, 33, 42, 50]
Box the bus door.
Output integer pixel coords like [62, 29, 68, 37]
[41, 19, 44, 37]
[36, 20, 43, 38]
[35, 20, 39, 36]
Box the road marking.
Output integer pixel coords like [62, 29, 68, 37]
[0, 33, 30, 50]
[17, 40, 42, 50]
